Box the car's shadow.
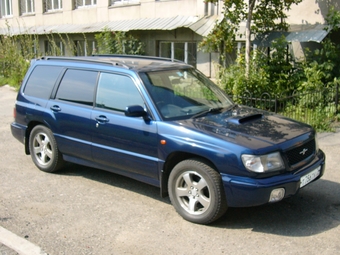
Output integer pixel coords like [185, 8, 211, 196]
[57, 164, 340, 237]
[213, 179, 340, 236]
[57, 163, 167, 203]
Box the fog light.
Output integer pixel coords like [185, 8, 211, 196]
[269, 188, 285, 203]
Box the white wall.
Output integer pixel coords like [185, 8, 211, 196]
[286, 0, 340, 25]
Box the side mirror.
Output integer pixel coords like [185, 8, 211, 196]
[125, 105, 149, 120]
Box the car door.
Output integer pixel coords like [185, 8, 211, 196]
[45, 68, 98, 161]
[91, 72, 159, 181]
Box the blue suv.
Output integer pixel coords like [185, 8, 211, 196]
[11, 55, 326, 224]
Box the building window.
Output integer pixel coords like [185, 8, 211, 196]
[20, 0, 35, 15]
[110, 0, 139, 5]
[0, 0, 13, 17]
[75, 0, 96, 8]
[74, 40, 96, 56]
[159, 42, 197, 67]
[44, 41, 65, 56]
[44, 0, 62, 12]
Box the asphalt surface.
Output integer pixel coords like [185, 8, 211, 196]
[0, 85, 339, 255]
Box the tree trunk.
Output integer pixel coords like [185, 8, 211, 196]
[245, 0, 256, 78]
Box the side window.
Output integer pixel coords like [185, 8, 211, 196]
[96, 73, 144, 112]
[24, 65, 63, 99]
[56, 69, 97, 105]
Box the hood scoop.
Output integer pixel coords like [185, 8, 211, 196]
[226, 113, 263, 125]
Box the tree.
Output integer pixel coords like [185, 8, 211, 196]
[94, 28, 144, 55]
[200, 0, 302, 76]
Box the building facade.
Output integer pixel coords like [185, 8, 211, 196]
[0, 0, 222, 77]
[0, 0, 339, 77]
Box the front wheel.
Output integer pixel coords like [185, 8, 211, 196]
[168, 159, 227, 224]
[29, 125, 64, 173]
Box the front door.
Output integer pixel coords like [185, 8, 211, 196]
[91, 72, 159, 182]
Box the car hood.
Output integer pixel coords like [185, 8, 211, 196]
[175, 105, 313, 150]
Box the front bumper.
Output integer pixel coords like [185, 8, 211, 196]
[221, 149, 326, 207]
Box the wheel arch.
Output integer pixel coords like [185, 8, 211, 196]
[160, 151, 218, 198]
[24, 121, 47, 155]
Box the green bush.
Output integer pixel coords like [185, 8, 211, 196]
[94, 28, 144, 55]
[216, 35, 339, 131]
[0, 25, 145, 88]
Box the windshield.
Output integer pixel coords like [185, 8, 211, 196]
[140, 68, 234, 120]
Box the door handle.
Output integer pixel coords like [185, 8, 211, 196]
[95, 115, 109, 123]
[50, 105, 61, 112]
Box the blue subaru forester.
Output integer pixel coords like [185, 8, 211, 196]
[11, 55, 326, 224]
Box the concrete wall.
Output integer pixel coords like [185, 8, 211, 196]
[286, 0, 340, 25]
[0, 0, 218, 77]
[0, 0, 217, 28]
[1, 0, 338, 78]
[285, 0, 340, 61]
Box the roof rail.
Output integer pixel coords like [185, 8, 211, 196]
[40, 56, 130, 69]
[92, 54, 184, 63]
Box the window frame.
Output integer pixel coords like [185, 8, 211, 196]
[110, 0, 140, 6]
[95, 72, 145, 112]
[44, 40, 65, 56]
[24, 65, 64, 99]
[159, 41, 197, 67]
[75, 0, 96, 8]
[44, 0, 62, 12]
[0, 0, 13, 17]
[74, 40, 96, 56]
[56, 69, 98, 106]
[20, 0, 35, 15]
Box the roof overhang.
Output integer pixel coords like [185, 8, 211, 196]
[252, 24, 330, 47]
[0, 15, 221, 37]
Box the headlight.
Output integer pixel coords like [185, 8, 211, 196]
[241, 152, 284, 173]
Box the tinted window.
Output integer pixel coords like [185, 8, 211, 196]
[96, 73, 144, 112]
[24, 65, 63, 99]
[56, 69, 98, 105]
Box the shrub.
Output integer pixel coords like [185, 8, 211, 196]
[94, 28, 144, 55]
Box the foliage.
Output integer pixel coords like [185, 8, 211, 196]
[0, 23, 83, 88]
[325, 5, 340, 32]
[200, 0, 302, 66]
[94, 28, 144, 55]
[215, 7, 340, 131]
[0, 22, 37, 88]
[199, 18, 235, 65]
[0, 23, 146, 88]
[220, 36, 299, 100]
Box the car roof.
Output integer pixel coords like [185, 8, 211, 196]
[37, 55, 192, 72]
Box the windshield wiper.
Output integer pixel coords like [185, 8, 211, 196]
[191, 107, 223, 119]
[224, 103, 237, 112]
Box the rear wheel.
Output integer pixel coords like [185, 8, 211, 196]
[168, 158, 227, 224]
[29, 125, 64, 173]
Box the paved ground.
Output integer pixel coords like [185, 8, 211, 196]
[0, 85, 339, 255]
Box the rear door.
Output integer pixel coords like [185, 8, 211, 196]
[45, 69, 98, 161]
[91, 72, 159, 182]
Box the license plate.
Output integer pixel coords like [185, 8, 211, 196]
[300, 166, 321, 188]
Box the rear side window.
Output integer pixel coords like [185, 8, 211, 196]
[24, 65, 63, 99]
[56, 69, 98, 106]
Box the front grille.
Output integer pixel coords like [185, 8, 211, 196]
[285, 139, 315, 166]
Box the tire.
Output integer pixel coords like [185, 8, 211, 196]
[29, 125, 64, 173]
[168, 158, 227, 224]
